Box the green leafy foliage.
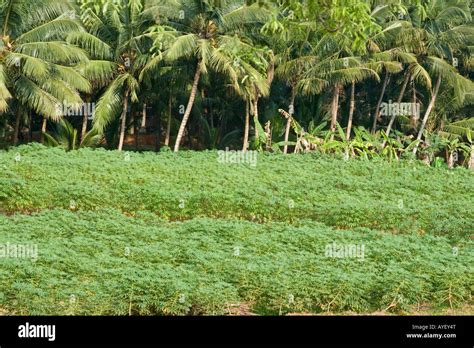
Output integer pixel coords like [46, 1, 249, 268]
[0, 209, 471, 315]
[1, 145, 473, 242]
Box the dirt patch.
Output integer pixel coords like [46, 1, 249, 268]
[406, 303, 474, 316]
[227, 302, 257, 316]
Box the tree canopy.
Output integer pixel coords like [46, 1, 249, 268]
[0, 0, 473, 167]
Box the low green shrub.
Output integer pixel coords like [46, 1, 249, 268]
[0, 209, 471, 315]
[1, 145, 473, 241]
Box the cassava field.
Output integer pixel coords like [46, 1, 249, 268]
[0, 145, 472, 315]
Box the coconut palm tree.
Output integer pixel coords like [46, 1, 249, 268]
[232, 47, 270, 152]
[0, 0, 91, 145]
[143, 0, 270, 152]
[273, 11, 317, 152]
[401, 0, 474, 154]
[68, 1, 118, 141]
[76, 0, 158, 150]
[297, 38, 379, 141]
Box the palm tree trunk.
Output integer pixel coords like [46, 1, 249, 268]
[174, 61, 202, 152]
[413, 76, 442, 155]
[447, 151, 454, 169]
[253, 96, 259, 139]
[251, 56, 274, 147]
[134, 111, 139, 150]
[130, 110, 135, 135]
[382, 72, 411, 148]
[155, 105, 161, 152]
[165, 97, 172, 146]
[40, 117, 47, 143]
[13, 108, 21, 146]
[284, 88, 296, 154]
[81, 111, 88, 141]
[81, 95, 91, 141]
[242, 99, 250, 152]
[372, 72, 390, 133]
[330, 84, 340, 141]
[141, 103, 147, 131]
[411, 76, 418, 127]
[346, 81, 355, 140]
[283, 117, 292, 154]
[117, 89, 130, 151]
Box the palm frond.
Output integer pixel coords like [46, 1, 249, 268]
[0, 64, 12, 112]
[165, 33, 197, 61]
[13, 75, 62, 120]
[67, 31, 113, 60]
[92, 74, 128, 132]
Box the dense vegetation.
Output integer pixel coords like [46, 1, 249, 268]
[0, 0, 472, 316]
[0, 146, 472, 315]
[0, 211, 472, 315]
[1, 145, 473, 241]
[0, 0, 473, 168]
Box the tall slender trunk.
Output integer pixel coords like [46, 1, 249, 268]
[330, 84, 340, 141]
[251, 57, 273, 149]
[134, 111, 139, 150]
[411, 75, 418, 127]
[117, 89, 130, 151]
[372, 72, 390, 133]
[264, 120, 272, 151]
[413, 76, 442, 155]
[13, 108, 21, 146]
[81, 111, 88, 141]
[253, 96, 259, 139]
[284, 87, 296, 154]
[141, 103, 147, 130]
[242, 99, 250, 152]
[40, 117, 47, 143]
[283, 116, 292, 154]
[447, 150, 455, 169]
[346, 81, 355, 140]
[165, 97, 172, 146]
[81, 95, 91, 141]
[155, 104, 161, 152]
[385, 72, 410, 139]
[130, 110, 135, 135]
[174, 61, 202, 152]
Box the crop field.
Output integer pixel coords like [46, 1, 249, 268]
[0, 145, 472, 315]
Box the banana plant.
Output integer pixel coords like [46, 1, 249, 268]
[351, 127, 382, 159]
[416, 131, 446, 165]
[441, 137, 471, 169]
[380, 130, 405, 161]
[320, 123, 351, 158]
